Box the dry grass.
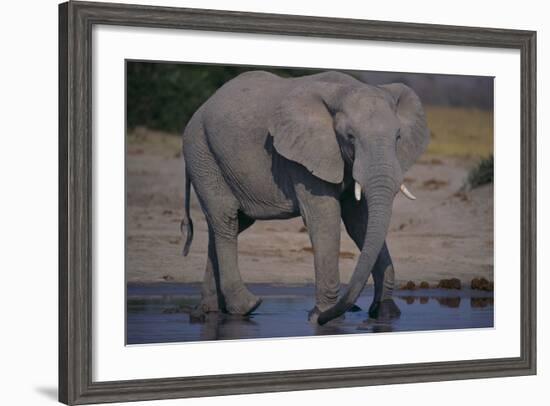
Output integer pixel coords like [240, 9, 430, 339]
[424, 106, 493, 158]
[127, 126, 181, 157]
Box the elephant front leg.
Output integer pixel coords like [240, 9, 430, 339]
[295, 183, 342, 323]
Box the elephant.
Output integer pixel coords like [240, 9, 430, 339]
[180, 70, 429, 325]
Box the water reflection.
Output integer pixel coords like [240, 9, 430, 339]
[357, 318, 395, 333]
[126, 283, 494, 344]
[398, 295, 462, 308]
[313, 322, 351, 336]
[471, 297, 494, 308]
[401, 296, 416, 305]
[436, 297, 461, 308]
[193, 312, 259, 341]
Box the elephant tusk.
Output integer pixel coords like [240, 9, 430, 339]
[400, 184, 417, 200]
[354, 182, 362, 201]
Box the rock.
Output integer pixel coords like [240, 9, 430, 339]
[471, 277, 494, 291]
[453, 191, 470, 202]
[400, 280, 416, 290]
[298, 226, 307, 233]
[419, 281, 430, 289]
[422, 178, 449, 190]
[162, 274, 175, 281]
[437, 278, 462, 289]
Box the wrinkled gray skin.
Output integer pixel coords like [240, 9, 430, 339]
[181, 71, 429, 325]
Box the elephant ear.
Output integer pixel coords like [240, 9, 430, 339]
[268, 84, 344, 184]
[380, 83, 430, 172]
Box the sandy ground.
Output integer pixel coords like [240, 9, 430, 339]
[126, 137, 493, 286]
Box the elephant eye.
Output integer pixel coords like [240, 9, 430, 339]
[346, 132, 354, 142]
[396, 130, 402, 141]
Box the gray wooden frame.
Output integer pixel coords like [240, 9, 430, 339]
[59, 1, 537, 404]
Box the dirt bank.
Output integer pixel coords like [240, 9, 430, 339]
[126, 130, 493, 286]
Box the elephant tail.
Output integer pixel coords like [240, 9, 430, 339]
[181, 169, 194, 256]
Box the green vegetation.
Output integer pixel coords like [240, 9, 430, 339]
[127, 62, 314, 133]
[467, 155, 494, 188]
[127, 63, 494, 164]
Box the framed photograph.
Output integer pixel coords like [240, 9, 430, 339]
[59, 1, 536, 404]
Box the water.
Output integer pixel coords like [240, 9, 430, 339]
[126, 283, 493, 345]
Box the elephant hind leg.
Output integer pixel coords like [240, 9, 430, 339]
[198, 229, 224, 313]
[184, 124, 261, 315]
[209, 218, 261, 315]
[199, 213, 255, 313]
[197, 195, 260, 314]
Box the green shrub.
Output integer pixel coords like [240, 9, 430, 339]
[126, 62, 314, 133]
[467, 155, 493, 188]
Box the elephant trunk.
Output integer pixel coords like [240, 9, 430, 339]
[317, 173, 395, 325]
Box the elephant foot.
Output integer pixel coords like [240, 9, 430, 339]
[199, 295, 223, 313]
[224, 286, 262, 315]
[368, 298, 401, 320]
[347, 304, 362, 312]
[188, 295, 224, 323]
[189, 305, 208, 323]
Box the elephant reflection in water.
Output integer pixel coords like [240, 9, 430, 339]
[191, 308, 372, 339]
[181, 70, 429, 325]
[191, 313, 259, 341]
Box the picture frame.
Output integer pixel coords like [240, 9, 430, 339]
[59, 1, 536, 404]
